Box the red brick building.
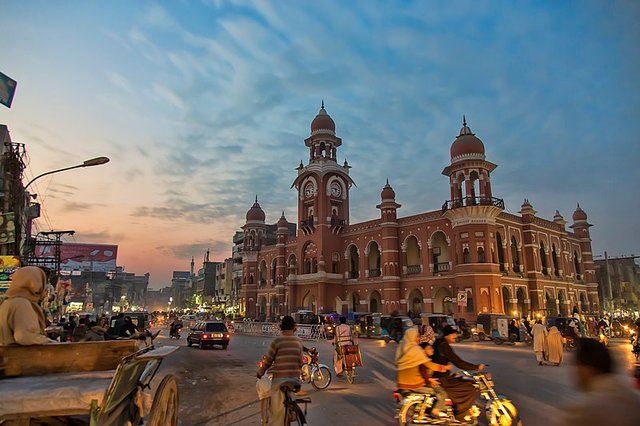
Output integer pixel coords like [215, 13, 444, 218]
[239, 105, 600, 322]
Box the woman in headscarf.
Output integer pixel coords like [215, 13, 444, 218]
[547, 326, 564, 366]
[396, 327, 449, 418]
[419, 321, 436, 346]
[0, 266, 53, 345]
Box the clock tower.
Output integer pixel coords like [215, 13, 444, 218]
[292, 102, 355, 237]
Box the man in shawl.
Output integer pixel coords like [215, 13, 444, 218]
[432, 325, 484, 422]
[546, 326, 564, 366]
[0, 266, 54, 345]
[396, 327, 450, 419]
[531, 319, 548, 365]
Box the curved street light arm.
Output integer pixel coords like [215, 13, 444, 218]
[24, 156, 110, 190]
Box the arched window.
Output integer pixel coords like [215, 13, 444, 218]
[271, 258, 277, 285]
[466, 290, 474, 314]
[331, 252, 340, 274]
[540, 242, 548, 275]
[405, 236, 421, 275]
[574, 251, 581, 279]
[431, 232, 451, 273]
[552, 244, 559, 276]
[463, 248, 471, 264]
[477, 247, 485, 263]
[367, 242, 381, 277]
[511, 236, 520, 273]
[259, 261, 267, 287]
[496, 233, 505, 272]
[348, 245, 359, 279]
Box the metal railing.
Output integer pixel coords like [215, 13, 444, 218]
[369, 269, 381, 277]
[434, 262, 450, 273]
[406, 265, 421, 275]
[348, 271, 359, 279]
[442, 196, 505, 212]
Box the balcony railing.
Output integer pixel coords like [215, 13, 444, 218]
[300, 218, 314, 228]
[258, 279, 266, 287]
[348, 271, 359, 279]
[406, 265, 421, 275]
[542, 267, 550, 276]
[369, 269, 381, 278]
[434, 262, 450, 273]
[331, 217, 345, 227]
[442, 196, 505, 212]
[513, 264, 521, 273]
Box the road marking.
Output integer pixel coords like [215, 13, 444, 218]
[365, 347, 396, 370]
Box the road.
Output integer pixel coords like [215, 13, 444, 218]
[151, 329, 638, 426]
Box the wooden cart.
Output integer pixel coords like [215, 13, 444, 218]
[0, 340, 179, 425]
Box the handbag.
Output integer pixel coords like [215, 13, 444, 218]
[256, 374, 272, 400]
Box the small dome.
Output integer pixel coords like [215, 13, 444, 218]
[246, 196, 265, 222]
[381, 179, 396, 200]
[450, 116, 485, 161]
[310, 102, 335, 134]
[572, 203, 587, 221]
[277, 212, 288, 228]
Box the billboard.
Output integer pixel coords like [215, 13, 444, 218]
[34, 243, 118, 273]
[0, 256, 21, 293]
[0, 213, 16, 245]
[0, 71, 17, 108]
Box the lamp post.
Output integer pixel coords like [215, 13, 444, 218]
[24, 156, 110, 190]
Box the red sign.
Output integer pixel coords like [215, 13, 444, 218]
[35, 243, 118, 272]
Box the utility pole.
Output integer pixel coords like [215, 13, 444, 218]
[604, 251, 613, 311]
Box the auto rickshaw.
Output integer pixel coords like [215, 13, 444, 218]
[380, 315, 413, 343]
[476, 313, 530, 344]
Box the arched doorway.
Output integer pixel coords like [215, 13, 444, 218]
[407, 289, 423, 318]
[545, 290, 556, 316]
[302, 292, 316, 313]
[347, 245, 359, 279]
[516, 287, 526, 317]
[502, 287, 511, 315]
[367, 241, 381, 277]
[558, 290, 567, 316]
[346, 292, 359, 313]
[370, 291, 382, 313]
[580, 293, 589, 314]
[431, 231, 451, 273]
[270, 295, 278, 321]
[433, 287, 452, 314]
[479, 288, 491, 313]
[258, 296, 267, 322]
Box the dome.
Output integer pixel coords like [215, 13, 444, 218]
[277, 212, 288, 228]
[450, 116, 485, 161]
[572, 203, 587, 221]
[310, 101, 335, 134]
[381, 179, 396, 200]
[246, 196, 265, 222]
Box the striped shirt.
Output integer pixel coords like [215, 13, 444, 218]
[259, 332, 304, 379]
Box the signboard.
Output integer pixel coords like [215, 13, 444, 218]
[457, 291, 467, 307]
[0, 213, 16, 245]
[0, 256, 21, 293]
[0, 72, 17, 108]
[34, 243, 118, 272]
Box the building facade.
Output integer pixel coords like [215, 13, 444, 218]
[595, 255, 639, 314]
[239, 106, 600, 322]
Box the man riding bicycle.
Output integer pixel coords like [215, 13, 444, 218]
[333, 316, 353, 376]
[257, 315, 304, 426]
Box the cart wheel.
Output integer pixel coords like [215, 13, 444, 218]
[147, 374, 179, 426]
[345, 368, 356, 384]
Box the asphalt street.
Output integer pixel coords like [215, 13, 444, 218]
[151, 329, 638, 426]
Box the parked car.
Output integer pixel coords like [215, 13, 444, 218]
[187, 321, 231, 349]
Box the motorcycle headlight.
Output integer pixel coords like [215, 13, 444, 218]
[472, 328, 477, 332]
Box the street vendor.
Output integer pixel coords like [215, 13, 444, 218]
[0, 266, 55, 345]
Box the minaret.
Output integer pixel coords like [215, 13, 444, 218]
[276, 212, 289, 315]
[570, 204, 598, 310]
[240, 196, 266, 318]
[376, 180, 401, 313]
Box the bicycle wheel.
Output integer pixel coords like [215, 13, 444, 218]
[311, 366, 332, 390]
[285, 401, 307, 426]
[345, 367, 356, 384]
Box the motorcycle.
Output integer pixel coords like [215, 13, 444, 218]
[301, 347, 332, 390]
[169, 325, 182, 339]
[631, 334, 640, 361]
[598, 328, 609, 347]
[563, 336, 576, 352]
[394, 368, 521, 426]
[471, 326, 486, 342]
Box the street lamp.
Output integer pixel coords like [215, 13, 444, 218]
[24, 156, 110, 190]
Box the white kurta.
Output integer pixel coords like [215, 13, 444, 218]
[531, 323, 548, 356]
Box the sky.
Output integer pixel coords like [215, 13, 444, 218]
[1, 0, 639, 288]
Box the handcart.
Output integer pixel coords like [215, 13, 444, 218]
[0, 340, 179, 425]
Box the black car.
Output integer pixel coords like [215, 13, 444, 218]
[187, 321, 230, 349]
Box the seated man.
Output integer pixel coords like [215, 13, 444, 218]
[432, 325, 484, 422]
[333, 316, 353, 376]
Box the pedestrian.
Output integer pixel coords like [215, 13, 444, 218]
[256, 315, 304, 426]
[333, 316, 354, 376]
[531, 319, 548, 365]
[0, 266, 54, 345]
[546, 326, 563, 366]
[72, 317, 89, 341]
[556, 338, 640, 426]
[82, 320, 106, 341]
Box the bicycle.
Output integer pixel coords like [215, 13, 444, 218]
[281, 381, 311, 425]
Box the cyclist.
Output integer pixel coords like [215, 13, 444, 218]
[257, 315, 304, 426]
[333, 316, 354, 376]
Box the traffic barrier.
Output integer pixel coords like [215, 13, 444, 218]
[232, 321, 326, 341]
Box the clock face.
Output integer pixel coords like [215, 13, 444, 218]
[330, 182, 342, 197]
[304, 184, 314, 198]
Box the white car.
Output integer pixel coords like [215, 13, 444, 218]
[180, 315, 198, 328]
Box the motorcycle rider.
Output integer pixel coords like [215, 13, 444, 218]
[395, 327, 451, 420]
[432, 325, 485, 422]
[169, 317, 183, 338]
[333, 316, 353, 376]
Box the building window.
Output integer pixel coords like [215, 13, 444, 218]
[463, 248, 471, 264]
[511, 237, 520, 272]
[540, 242, 548, 275]
[477, 247, 485, 263]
